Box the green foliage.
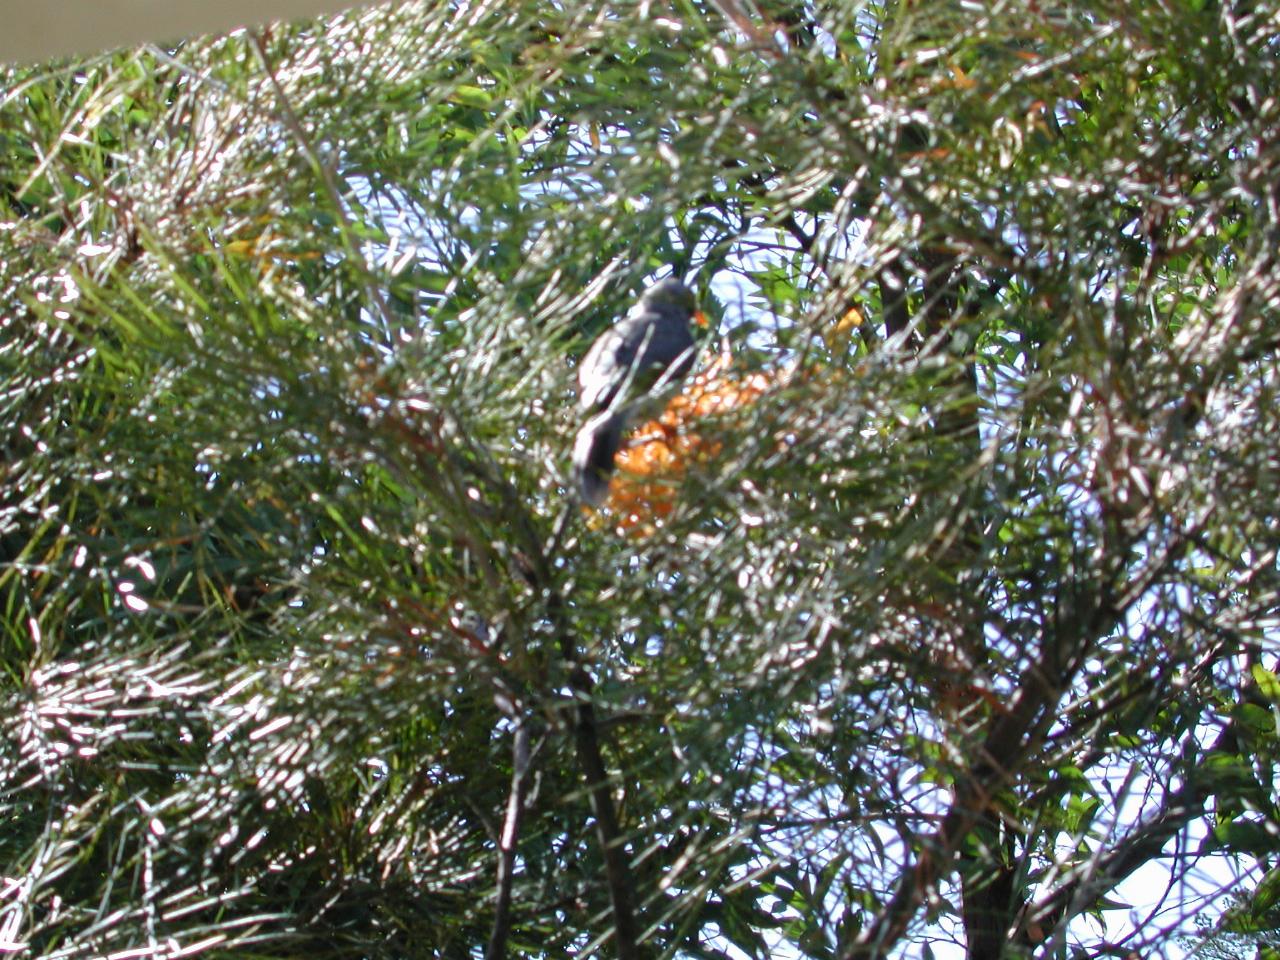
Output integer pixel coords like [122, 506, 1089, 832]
[3, 1, 1280, 958]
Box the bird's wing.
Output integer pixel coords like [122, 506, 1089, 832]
[578, 308, 695, 411]
[578, 319, 643, 410]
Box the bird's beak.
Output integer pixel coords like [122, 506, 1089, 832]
[693, 310, 709, 328]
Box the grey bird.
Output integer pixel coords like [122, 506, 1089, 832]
[572, 278, 704, 506]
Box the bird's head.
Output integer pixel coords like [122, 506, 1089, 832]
[640, 277, 708, 329]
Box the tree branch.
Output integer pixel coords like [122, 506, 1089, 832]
[570, 665, 643, 960]
[486, 721, 533, 960]
[842, 586, 1120, 958]
[1011, 719, 1239, 950]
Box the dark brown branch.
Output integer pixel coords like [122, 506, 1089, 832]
[922, 251, 1003, 959]
[570, 667, 642, 960]
[843, 562, 1129, 960]
[527, 543, 642, 960]
[781, 213, 815, 253]
[486, 722, 533, 960]
[465, 457, 642, 958]
[531, 596, 642, 954]
[841, 644, 1067, 959]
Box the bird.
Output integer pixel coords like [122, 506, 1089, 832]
[572, 278, 704, 506]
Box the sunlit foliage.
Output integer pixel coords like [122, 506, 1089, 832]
[3, 1, 1280, 957]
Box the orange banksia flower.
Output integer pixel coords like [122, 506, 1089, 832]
[599, 359, 778, 533]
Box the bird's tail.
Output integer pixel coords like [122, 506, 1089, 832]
[572, 408, 627, 507]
